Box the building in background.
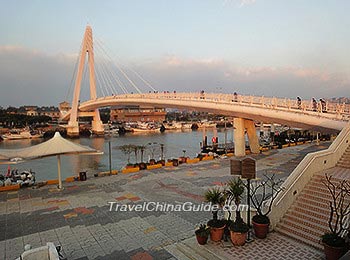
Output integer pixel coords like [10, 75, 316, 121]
[110, 105, 166, 122]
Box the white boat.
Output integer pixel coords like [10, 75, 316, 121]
[163, 122, 182, 130]
[2, 129, 43, 140]
[129, 122, 161, 133]
[197, 121, 217, 128]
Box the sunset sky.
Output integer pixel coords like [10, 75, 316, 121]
[0, 0, 349, 106]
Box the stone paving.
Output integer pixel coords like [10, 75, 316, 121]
[0, 142, 330, 259]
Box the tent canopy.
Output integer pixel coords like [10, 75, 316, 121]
[0, 132, 99, 160]
[0, 132, 103, 189]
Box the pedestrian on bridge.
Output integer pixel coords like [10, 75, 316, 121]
[297, 97, 302, 109]
[312, 98, 317, 112]
[320, 98, 327, 113]
[233, 92, 238, 102]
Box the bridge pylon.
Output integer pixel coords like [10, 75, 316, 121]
[67, 26, 104, 137]
[234, 118, 260, 156]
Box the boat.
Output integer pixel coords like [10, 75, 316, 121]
[128, 122, 161, 133]
[2, 128, 43, 140]
[197, 121, 217, 129]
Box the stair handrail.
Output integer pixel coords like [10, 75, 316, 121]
[276, 124, 350, 206]
[270, 123, 350, 228]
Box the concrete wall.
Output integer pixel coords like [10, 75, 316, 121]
[269, 124, 350, 229]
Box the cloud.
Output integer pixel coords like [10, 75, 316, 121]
[0, 46, 88, 107]
[239, 0, 256, 7]
[136, 56, 350, 99]
[0, 47, 348, 108]
[223, 0, 256, 7]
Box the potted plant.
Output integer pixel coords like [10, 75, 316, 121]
[229, 219, 249, 246]
[224, 178, 249, 245]
[119, 144, 135, 168]
[321, 174, 350, 260]
[195, 224, 210, 245]
[249, 173, 283, 239]
[204, 187, 226, 241]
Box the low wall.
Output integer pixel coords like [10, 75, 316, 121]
[270, 124, 350, 229]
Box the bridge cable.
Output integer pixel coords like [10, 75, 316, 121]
[64, 42, 82, 102]
[96, 55, 120, 95]
[94, 40, 128, 94]
[94, 37, 143, 94]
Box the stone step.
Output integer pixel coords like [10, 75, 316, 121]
[282, 213, 329, 235]
[291, 204, 331, 223]
[184, 238, 227, 260]
[275, 223, 323, 250]
[287, 207, 332, 226]
[165, 244, 193, 260]
[299, 190, 334, 204]
[336, 163, 350, 169]
[293, 200, 330, 217]
[279, 217, 323, 239]
[297, 196, 329, 208]
[313, 173, 349, 182]
[165, 237, 226, 260]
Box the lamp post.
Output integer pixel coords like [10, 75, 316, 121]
[108, 140, 112, 175]
[160, 143, 164, 160]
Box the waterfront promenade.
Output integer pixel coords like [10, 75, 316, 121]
[0, 143, 328, 260]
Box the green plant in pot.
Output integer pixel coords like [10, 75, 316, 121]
[229, 218, 249, 246]
[204, 187, 226, 242]
[249, 173, 283, 239]
[225, 178, 248, 245]
[195, 224, 210, 245]
[321, 174, 350, 260]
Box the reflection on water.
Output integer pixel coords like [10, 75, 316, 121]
[0, 129, 234, 181]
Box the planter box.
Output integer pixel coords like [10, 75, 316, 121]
[65, 176, 76, 182]
[226, 153, 234, 157]
[165, 162, 173, 167]
[202, 155, 214, 161]
[146, 164, 163, 170]
[282, 144, 289, 148]
[122, 167, 140, 174]
[98, 170, 118, 176]
[187, 158, 200, 164]
[0, 184, 20, 192]
[46, 179, 59, 185]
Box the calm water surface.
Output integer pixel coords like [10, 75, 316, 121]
[0, 129, 235, 181]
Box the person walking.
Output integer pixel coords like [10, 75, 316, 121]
[320, 98, 326, 113]
[312, 98, 317, 112]
[297, 97, 302, 109]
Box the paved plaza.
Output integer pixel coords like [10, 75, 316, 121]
[0, 142, 330, 259]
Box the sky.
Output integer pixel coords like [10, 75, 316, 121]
[0, 0, 349, 106]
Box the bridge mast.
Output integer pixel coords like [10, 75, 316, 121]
[67, 26, 104, 137]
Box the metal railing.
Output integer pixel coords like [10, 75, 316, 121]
[84, 92, 350, 121]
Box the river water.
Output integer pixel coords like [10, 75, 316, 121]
[0, 129, 235, 181]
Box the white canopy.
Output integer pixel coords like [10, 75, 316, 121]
[0, 132, 102, 189]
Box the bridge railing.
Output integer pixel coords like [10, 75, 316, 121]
[88, 92, 350, 120]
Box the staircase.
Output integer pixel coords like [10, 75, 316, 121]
[275, 167, 350, 250]
[337, 145, 350, 168]
[165, 237, 227, 260]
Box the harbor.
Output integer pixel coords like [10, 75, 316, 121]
[0, 141, 329, 259]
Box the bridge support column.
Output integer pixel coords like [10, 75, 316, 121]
[92, 109, 104, 135]
[234, 118, 246, 157]
[67, 122, 79, 137]
[245, 119, 260, 154]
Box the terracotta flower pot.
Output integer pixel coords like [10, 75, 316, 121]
[252, 221, 269, 239]
[210, 226, 225, 242]
[323, 243, 346, 260]
[230, 231, 247, 246]
[196, 235, 208, 245]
